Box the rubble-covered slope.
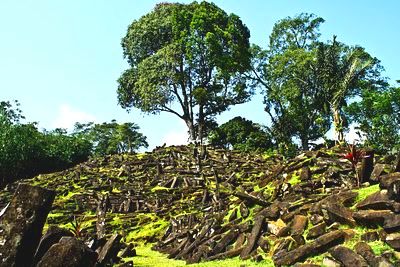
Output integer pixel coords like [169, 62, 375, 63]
[1, 145, 400, 266]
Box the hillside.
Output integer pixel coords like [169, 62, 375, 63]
[1, 144, 400, 266]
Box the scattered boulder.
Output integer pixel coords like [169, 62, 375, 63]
[321, 202, 355, 226]
[33, 225, 74, 266]
[360, 231, 379, 242]
[37, 236, 97, 267]
[0, 184, 56, 267]
[356, 191, 398, 211]
[240, 215, 265, 259]
[306, 222, 326, 239]
[273, 230, 346, 266]
[385, 233, 400, 250]
[359, 149, 374, 184]
[267, 219, 287, 236]
[370, 163, 387, 183]
[97, 233, 122, 266]
[322, 256, 342, 267]
[119, 243, 136, 258]
[290, 215, 308, 236]
[352, 209, 392, 226]
[380, 173, 400, 190]
[383, 214, 400, 233]
[329, 245, 369, 267]
[354, 241, 393, 267]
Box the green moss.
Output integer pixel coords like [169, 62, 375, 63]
[125, 219, 169, 243]
[353, 184, 380, 204]
[126, 245, 275, 267]
[369, 240, 394, 255]
[112, 187, 122, 193]
[287, 173, 301, 186]
[151, 186, 171, 193]
[136, 153, 147, 160]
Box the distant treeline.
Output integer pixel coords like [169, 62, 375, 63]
[0, 100, 147, 187]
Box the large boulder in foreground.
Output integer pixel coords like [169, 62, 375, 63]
[0, 183, 55, 267]
[37, 236, 97, 267]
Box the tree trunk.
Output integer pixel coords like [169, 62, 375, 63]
[197, 105, 205, 144]
[300, 136, 309, 151]
[332, 108, 344, 144]
[185, 119, 196, 142]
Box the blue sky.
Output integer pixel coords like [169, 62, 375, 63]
[0, 1, 398, 150]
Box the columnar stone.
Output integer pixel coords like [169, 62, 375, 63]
[359, 149, 374, 184]
[0, 184, 56, 267]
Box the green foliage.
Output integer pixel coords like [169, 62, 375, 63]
[208, 116, 272, 152]
[316, 36, 384, 143]
[250, 13, 384, 149]
[250, 14, 331, 150]
[73, 120, 148, 156]
[0, 100, 92, 186]
[346, 86, 400, 152]
[118, 1, 253, 141]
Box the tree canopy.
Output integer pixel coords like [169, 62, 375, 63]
[208, 116, 272, 152]
[248, 13, 384, 150]
[73, 120, 148, 156]
[346, 86, 400, 152]
[118, 1, 253, 142]
[0, 101, 92, 186]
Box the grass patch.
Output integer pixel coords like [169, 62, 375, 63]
[126, 245, 275, 267]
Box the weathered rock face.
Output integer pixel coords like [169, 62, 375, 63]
[385, 233, 400, 250]
[0, 184, 55, 267]
[273, 230, 346, 266]
[37, 236, 97, 267]
[33, 225, 74, 266]
[97, 233, 122, 266]
[329, 245, 369, 267]
[354, 241, 394, 267]
[321, 202, 355, 226]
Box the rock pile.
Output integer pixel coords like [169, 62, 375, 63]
[0, 145, 399, 266]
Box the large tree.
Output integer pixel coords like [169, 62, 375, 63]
[249, 13, 383, 149]
[249, 14, 331, 150]
[117, 2, 252, 142]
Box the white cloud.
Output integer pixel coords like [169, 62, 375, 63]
[345, 123, 365, 144]
[52, 104, 97, 130]
[161, 121, 189, 146]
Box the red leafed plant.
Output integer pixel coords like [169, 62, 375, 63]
[344, 143, 365, 187]
[69, 215, 84, 238]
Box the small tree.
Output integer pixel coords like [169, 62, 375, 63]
[346, 86, 400, 152]
[316, 37, 384, 143]
[73, 120, 148, 156]
[208, 116, 272, 152]
[117, 2, 253, 142]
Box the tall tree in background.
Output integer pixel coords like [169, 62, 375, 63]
[249, 13, 330, 150]
[117, 2, 252, 142]
[250, 13, 384, 148]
